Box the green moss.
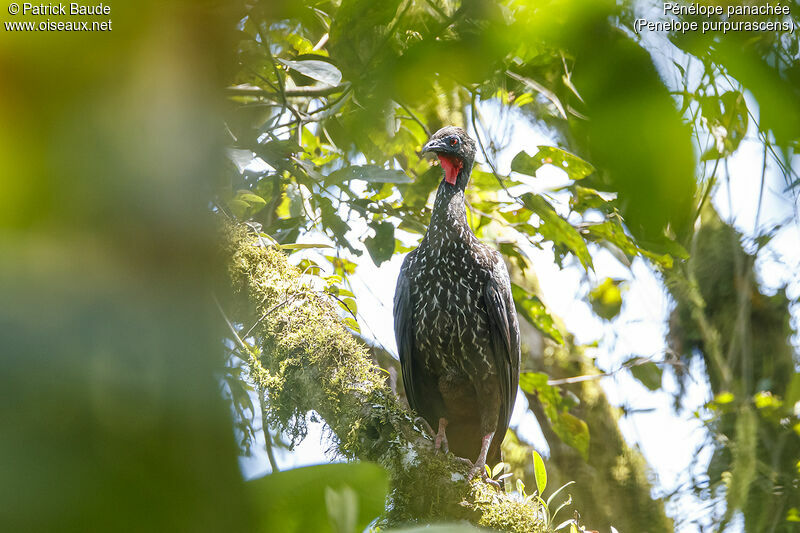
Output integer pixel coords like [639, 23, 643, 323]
[223, 224, 547, 532]
[472, 481, 545, 533]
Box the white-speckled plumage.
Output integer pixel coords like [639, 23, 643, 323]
[393, 127, 520, 466]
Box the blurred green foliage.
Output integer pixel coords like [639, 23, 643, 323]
[2, 0, 798, 530]
[247, 462, 388, 533]
[1, 1, 255, 531]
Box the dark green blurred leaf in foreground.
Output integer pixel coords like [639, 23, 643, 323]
[0, 1, 252, 531]
[247, 462, 388, 533]
[387, 525, 487, 533]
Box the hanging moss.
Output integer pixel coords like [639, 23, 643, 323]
[222, 224, 546, 531]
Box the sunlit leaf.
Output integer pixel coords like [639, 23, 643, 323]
[588, 278, 623, 320]
[511, 147, 594, 180]
[532, 450, 547, 496]
[519, 372, 590, 460]
[278, 58, 343, 87]
[521, 193, 592, 270]
[280, 243, 335, 250]
[491, 462, 506, 478]
[511, 283, 564, 344]
[546, 480, 575, 508]
[583, 221, 674, 269]
[699, 91, 749, 160]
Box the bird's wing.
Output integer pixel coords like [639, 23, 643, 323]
[484, 259, 521, 446]
[393, 253, 420, 413]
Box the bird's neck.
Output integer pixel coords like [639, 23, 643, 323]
[428, 168, 471, 239]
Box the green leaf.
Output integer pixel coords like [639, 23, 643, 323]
[520, 193, 592, 270]
[344, 316, 360, 333]
[491, 461, 506, 478]
[583, 221, 674, 269]
[570, 185, 613, 213]
[254, 140, 304, 167]
[279, 242, 335, 250]
[546, 480, 575, 508]
[626, 357, 663, 391]
[385, 525, 488, 533]
[247, 462, 388, 533]
[557, 413, 589, 460]
[699, 91, 749, 159]
[227, 190, 267, 219]
[511, 283, 564, 344]
[278, 58, 343, 86]
[532, 450, 547, 496]
[554, 519, 575, 531]
[339, 297, 357, 318]
[399, 165, 440, 209]
[511, 147, 594, 180]
[588, 278, 623, 320]
[227, 199, 251, 219]
[364, 221, 395, 266]
[519, 372, 590, 460]
[325, 485, 357, 533]
[318, 197, 359, 255]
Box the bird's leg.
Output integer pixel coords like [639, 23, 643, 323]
[434, 417, 449, 453]
[467, 432, 501, 489]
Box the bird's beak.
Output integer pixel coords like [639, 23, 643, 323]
[421, 138, 447, 155]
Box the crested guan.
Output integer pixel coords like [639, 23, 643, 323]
[393, 126, 520, 481]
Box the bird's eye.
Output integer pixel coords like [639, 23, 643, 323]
[450, 137, 458, 146]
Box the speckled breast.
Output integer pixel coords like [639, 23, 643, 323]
[407, 241, 495, 379]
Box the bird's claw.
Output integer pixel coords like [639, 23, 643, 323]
[434, 424, 449, 454]
[459, 458, 501, 490]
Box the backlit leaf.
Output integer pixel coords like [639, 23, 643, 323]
[511, 147, 594, 180]
[588, 278, 623, 320]
[521, 193, 592, 270]
[278, 58, 343, 87]
[626, 357, 663, 391]
[532, 450, 547, 496]
[511, 283, 564, 344]
[364, 221, 395, 266]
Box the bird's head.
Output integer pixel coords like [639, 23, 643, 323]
[422, 126, 476, 187]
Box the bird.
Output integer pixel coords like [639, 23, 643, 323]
[393, 126, 520, 482]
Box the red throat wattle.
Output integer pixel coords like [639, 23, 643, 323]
[437, 154, 463, 185]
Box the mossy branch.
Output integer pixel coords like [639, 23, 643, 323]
[222, 224, 546, 532]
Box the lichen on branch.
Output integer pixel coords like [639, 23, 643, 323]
[222, 223, 546, 532]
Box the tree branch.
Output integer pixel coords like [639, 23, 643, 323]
[221, 223, 546, 531]
[227, 84, 349, 99]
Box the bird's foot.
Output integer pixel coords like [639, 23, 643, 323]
[457, 457, 502, 490]
[434, 417, 449, 454]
